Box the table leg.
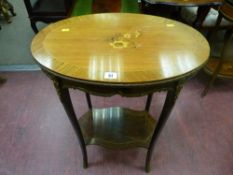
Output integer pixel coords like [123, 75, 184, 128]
[53, 79, 88, 168]
[206, 13, 223, 41]
[145, 93, 153, 112]
[140, 0, 147, 13]
[145, 83, 182, 172]
[193, 6, 211, 28]
[85, 92, 92, 109]
[30, 21, 39, 34]
[202, 28, 233, 96]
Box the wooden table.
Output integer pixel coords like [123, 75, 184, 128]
[31, 13, 210, 172]
[143, 0, 221, 6]
[142, 0, 222, 27]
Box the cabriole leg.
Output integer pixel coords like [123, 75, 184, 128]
[145, 83, 182, 172]
[53, 78, 88, 168]
[31, 21, 39, 33]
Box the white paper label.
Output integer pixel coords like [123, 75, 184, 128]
[104, 72, 118, 79]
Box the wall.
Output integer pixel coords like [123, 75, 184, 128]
[0, 0, 46, 67]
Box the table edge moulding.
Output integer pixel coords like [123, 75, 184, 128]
[143, 0, 222, 6]
[31, 13, 210, 172]
[141, 0, 223, 28]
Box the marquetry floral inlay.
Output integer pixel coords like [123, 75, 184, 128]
[109, 30, 141, 49]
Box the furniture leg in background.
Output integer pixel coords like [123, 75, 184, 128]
[202, 0, 233, 96]
[0, 0, 16, 23]
[0, 76, 6, 85]
[23, 0, 75, 33]
[202, 29, 233, 96]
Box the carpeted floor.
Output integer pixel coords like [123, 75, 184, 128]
[0, 1, 232, 175]
[0, 71, 232, 175]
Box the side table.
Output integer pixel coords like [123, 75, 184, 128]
[31, 13, 210, 172]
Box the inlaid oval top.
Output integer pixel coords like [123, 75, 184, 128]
[31, 13, 210, 84]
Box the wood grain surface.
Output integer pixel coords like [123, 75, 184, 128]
[79, 107, 156, 149]
[220, 0, 233, 21]
[205, 57, 233, 78]
[31, 13, 210, 83]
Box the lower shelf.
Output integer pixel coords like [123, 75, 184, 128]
[204, 57, 233, 79]
[79, 107, 156, 149]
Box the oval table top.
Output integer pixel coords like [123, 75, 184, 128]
[143, 0, 222, 6]
[31, 13, 210, 84]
